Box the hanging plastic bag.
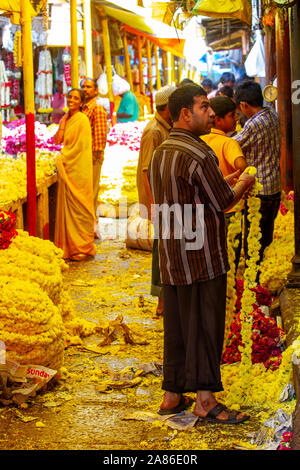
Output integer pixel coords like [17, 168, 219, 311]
[97, 70, 108, 95]
[192, 0, 252, 26]
[112, 74, 130, 96]
[244, 30, 265, 78]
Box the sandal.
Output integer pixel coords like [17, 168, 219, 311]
[198, 403, 250, 425]
[157, 395, 194, 416]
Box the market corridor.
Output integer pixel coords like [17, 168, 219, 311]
[0, 222, 262, 451]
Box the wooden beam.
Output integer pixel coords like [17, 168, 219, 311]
[153, 44, 161, 90]
[275, 8, 293, 193]
[70, 0, 79, 88]
[146, 39, 153, 112]
[99, 10, 115, 122]
[137, 34, 144, 94]
[123, 31, 133, 91]
[83, 0, 93, 77]
[20, 0, 36, 236]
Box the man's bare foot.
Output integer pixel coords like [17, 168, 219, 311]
[158, 391, 194, 415]
[159, 391, 181, 411]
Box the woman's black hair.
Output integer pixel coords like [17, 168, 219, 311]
[168, 84, 207, 122]
[67, 88, 85, 103]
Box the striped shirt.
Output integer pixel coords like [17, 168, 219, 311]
[82, 97, 108, 152]
[233, 106, 281, 195]
[148, 128, 235, 286]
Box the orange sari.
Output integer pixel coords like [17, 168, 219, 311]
[54, 112, 96, 259]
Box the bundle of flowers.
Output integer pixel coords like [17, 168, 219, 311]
[223, 279, 285, 369]
[0, 149, 58, 205]
[0, 275, 66, 370]
[99, 144, 139, 214]
[107, 120, 148, 151]
[277, 432, 293, 450]
[0, 210, 18, 249]
[260, 192, 295, 293]
[0, 227, 99, 370]
[2, 120, 61, 155]
[222, 307, 285, 370]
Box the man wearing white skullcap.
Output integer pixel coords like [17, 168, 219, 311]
[136, 85, 176, 316]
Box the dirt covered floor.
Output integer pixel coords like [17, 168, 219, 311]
[0, 219, 264, 451]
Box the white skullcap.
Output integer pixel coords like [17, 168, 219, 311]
[155, 85, 176, 107]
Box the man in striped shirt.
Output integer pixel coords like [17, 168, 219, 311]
[149, 85, 254, 424]
[81, 78, 108, 234]
[233, 81, 281, 266]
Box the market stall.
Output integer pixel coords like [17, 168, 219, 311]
[92, 0, 189, 120]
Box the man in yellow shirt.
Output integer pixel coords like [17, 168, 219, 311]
[202, 96, 247, 270]
[137, 85, 176, 316]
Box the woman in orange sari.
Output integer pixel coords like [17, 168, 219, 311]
[54, 89, 96, 261]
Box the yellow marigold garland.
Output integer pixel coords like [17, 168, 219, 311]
[13, 31, 22, 67]
[224, 167, 263, 406]
[223, 200, 243, 352]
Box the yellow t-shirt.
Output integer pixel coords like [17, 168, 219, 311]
[202, 128, 245, 213]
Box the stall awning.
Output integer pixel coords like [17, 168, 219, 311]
[95, 0, 185, 57]
[0, 0, 36, 24]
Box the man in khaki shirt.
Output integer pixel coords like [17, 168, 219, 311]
[136, 85, 176, 315]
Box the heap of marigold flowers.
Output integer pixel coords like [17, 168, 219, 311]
[0, 217, 98, 371]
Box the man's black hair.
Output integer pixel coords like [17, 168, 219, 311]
[216, 85, 234, 98]
[209, 96, 236, 118]
[178, 78, 196, 87]
[168, 84, 207, 122]
[201, 78, 213, 88]
[220, 72, 235, 84]
[80, 77, 98, 89]
[234, 80, 264, 107]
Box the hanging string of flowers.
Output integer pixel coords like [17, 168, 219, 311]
[13, 31, 22, 68]
[225, 166, 263, 406]
[223, 199, 243, 352]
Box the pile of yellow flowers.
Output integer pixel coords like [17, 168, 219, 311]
[99, 145, 139, 217]
[0, 229, 98, 370]
[0, 150, 57, 205]
[260, 192, 295, 293]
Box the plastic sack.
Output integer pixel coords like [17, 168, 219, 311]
[126, 204, 154, 252]
[112, 74, 130, 96]
[244, 30, 265, 78]
[192, 0, 252, 26]
[97, 71, 108, 96]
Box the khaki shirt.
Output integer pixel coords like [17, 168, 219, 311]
[136, 112, 171, 220]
